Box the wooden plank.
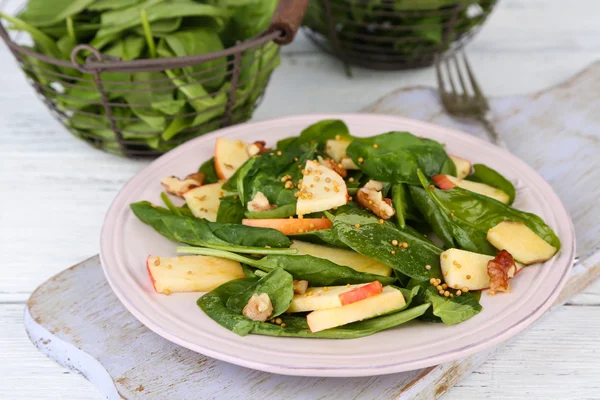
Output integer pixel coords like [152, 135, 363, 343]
[23, 252, 600, 400]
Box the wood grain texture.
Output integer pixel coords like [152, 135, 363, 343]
[22, 253, 600, 400]
[1, 0, 599, 398]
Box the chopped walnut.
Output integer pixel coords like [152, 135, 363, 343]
[247, 140, 270, 156]
[247, 191, 277, 212]
[242, 293, 273, 322]
[293, 280, 309, 295]
[487, 250, 517, 295]
[161, 172, 206, 197]
[356, 180, 395, 220]
[318, 156, 347, 178]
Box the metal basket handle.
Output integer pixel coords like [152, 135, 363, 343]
[268, 0, 310, 45]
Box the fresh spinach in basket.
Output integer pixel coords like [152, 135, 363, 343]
[0, 0, 280, 155]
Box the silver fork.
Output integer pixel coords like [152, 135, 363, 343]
[435, 52, 505, 147]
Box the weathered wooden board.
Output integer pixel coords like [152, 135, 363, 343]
[23, 63, 600, 399]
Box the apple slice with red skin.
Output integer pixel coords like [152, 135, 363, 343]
[338, 281, 383, 305]
[432, 174, 510, 204]
[242, 217, 332, 235]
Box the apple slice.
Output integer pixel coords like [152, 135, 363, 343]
[306, 286, 406, 333]
[242, 217, 332, 235]
[290, 241, 392, 277]
[487, 221, 557, 264]
[214, 138, 262, 180]
[325, 139, 359, 170]
[440, 248, 523, 291]
[146, 255, 245, 294]
[339, 281, 382, 305]
[449, 155, 472, 179]
[296, 159, 348, 215]
[432, 174, 510, 204]
[183, 182, 223, 222]
[288, 283, 371, 312]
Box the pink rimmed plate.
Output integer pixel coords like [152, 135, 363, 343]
[100, 114, 575, 377]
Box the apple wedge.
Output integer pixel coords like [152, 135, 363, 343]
[288, 283, 376, 312]
[487, 221, 557, 264]
[242, 217, 332, 235]
[214, 138, 262, 180]
[296, 159, 348, 215]
[146, 255, 245, 294]
[449, 155, 472, 179]
[306, 286, 406, 333]
[440, 248, 523, 291]
[432, 174, 510, 204]
[325, 139, 359, 170]
[183, 182, 223, 222]
[290, 241, 392, 277]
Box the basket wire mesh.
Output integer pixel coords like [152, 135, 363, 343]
[303, 0, 497, 72]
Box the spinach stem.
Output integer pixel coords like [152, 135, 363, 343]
[176, 244, 297, 256]
[160, 192, 181, 216]
[140, 9, 156, 58]
[176, 247, 264, 268]
[66, 16, 76, 42]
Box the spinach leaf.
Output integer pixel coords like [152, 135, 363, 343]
[411, 170, 560, 253]
[18, 0, 95, 28]
[245, 204, 297, 219]
[216, 196, 245, 224]
[178, 247, 397, 287]
[162, 28, 227, 91]
[332, 213, 442, 282]
[95, 0, 229, 40]
[277, 119, 351, 152]
[467, 164, 516, 205]
[198, 158, 219, 184]
[160, 192, 193, 217]
[418, 284, 482, 325]
[391, 183, 422, 228]
[346, 132, 452, 184]
[226, 268, 294, 318]
[198, 279, 429, 338]
[130, 201, 294, 253]
[288, 229, 350, 249]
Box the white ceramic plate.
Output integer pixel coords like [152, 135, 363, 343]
[100, 113, 575, 377]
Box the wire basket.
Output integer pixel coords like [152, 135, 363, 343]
[0, 0, 308, 158]
[303, 0, 496, 72]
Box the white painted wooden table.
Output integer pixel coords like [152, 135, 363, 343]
[1, 0, 600, 398]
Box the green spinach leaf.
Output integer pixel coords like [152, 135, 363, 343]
[467, 164, 516, 205]
[346, 132, 453, 184]
[178, 247, 397, 287]
[216, 196, 245, 224]
[130, 201, 294, 253]
[226, 268, 294, 318]
[198, 158, 219, 184]
[198, 279, 429, 338]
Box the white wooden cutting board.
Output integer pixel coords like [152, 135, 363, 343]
[24, 63, 600, 400]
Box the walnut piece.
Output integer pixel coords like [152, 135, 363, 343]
[161, 172, 206, 197]
[487, 250, 517, 295]
[247, 140, 270, 157]
[242, 293, 273, 322]
[293, 280, 309, 295]
[247, 191, 277, 212]
[356, 180, 395, 220]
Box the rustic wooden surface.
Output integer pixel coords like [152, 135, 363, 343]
[2, 0, 600, 398]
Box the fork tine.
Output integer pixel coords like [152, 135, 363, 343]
[434, 55, 447, 96]
[452, 55, 469, 96]
[444, 57, 458, 97]
[462, 52, 487, 105]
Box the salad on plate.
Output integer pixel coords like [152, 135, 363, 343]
[131, 119, 561, 338]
